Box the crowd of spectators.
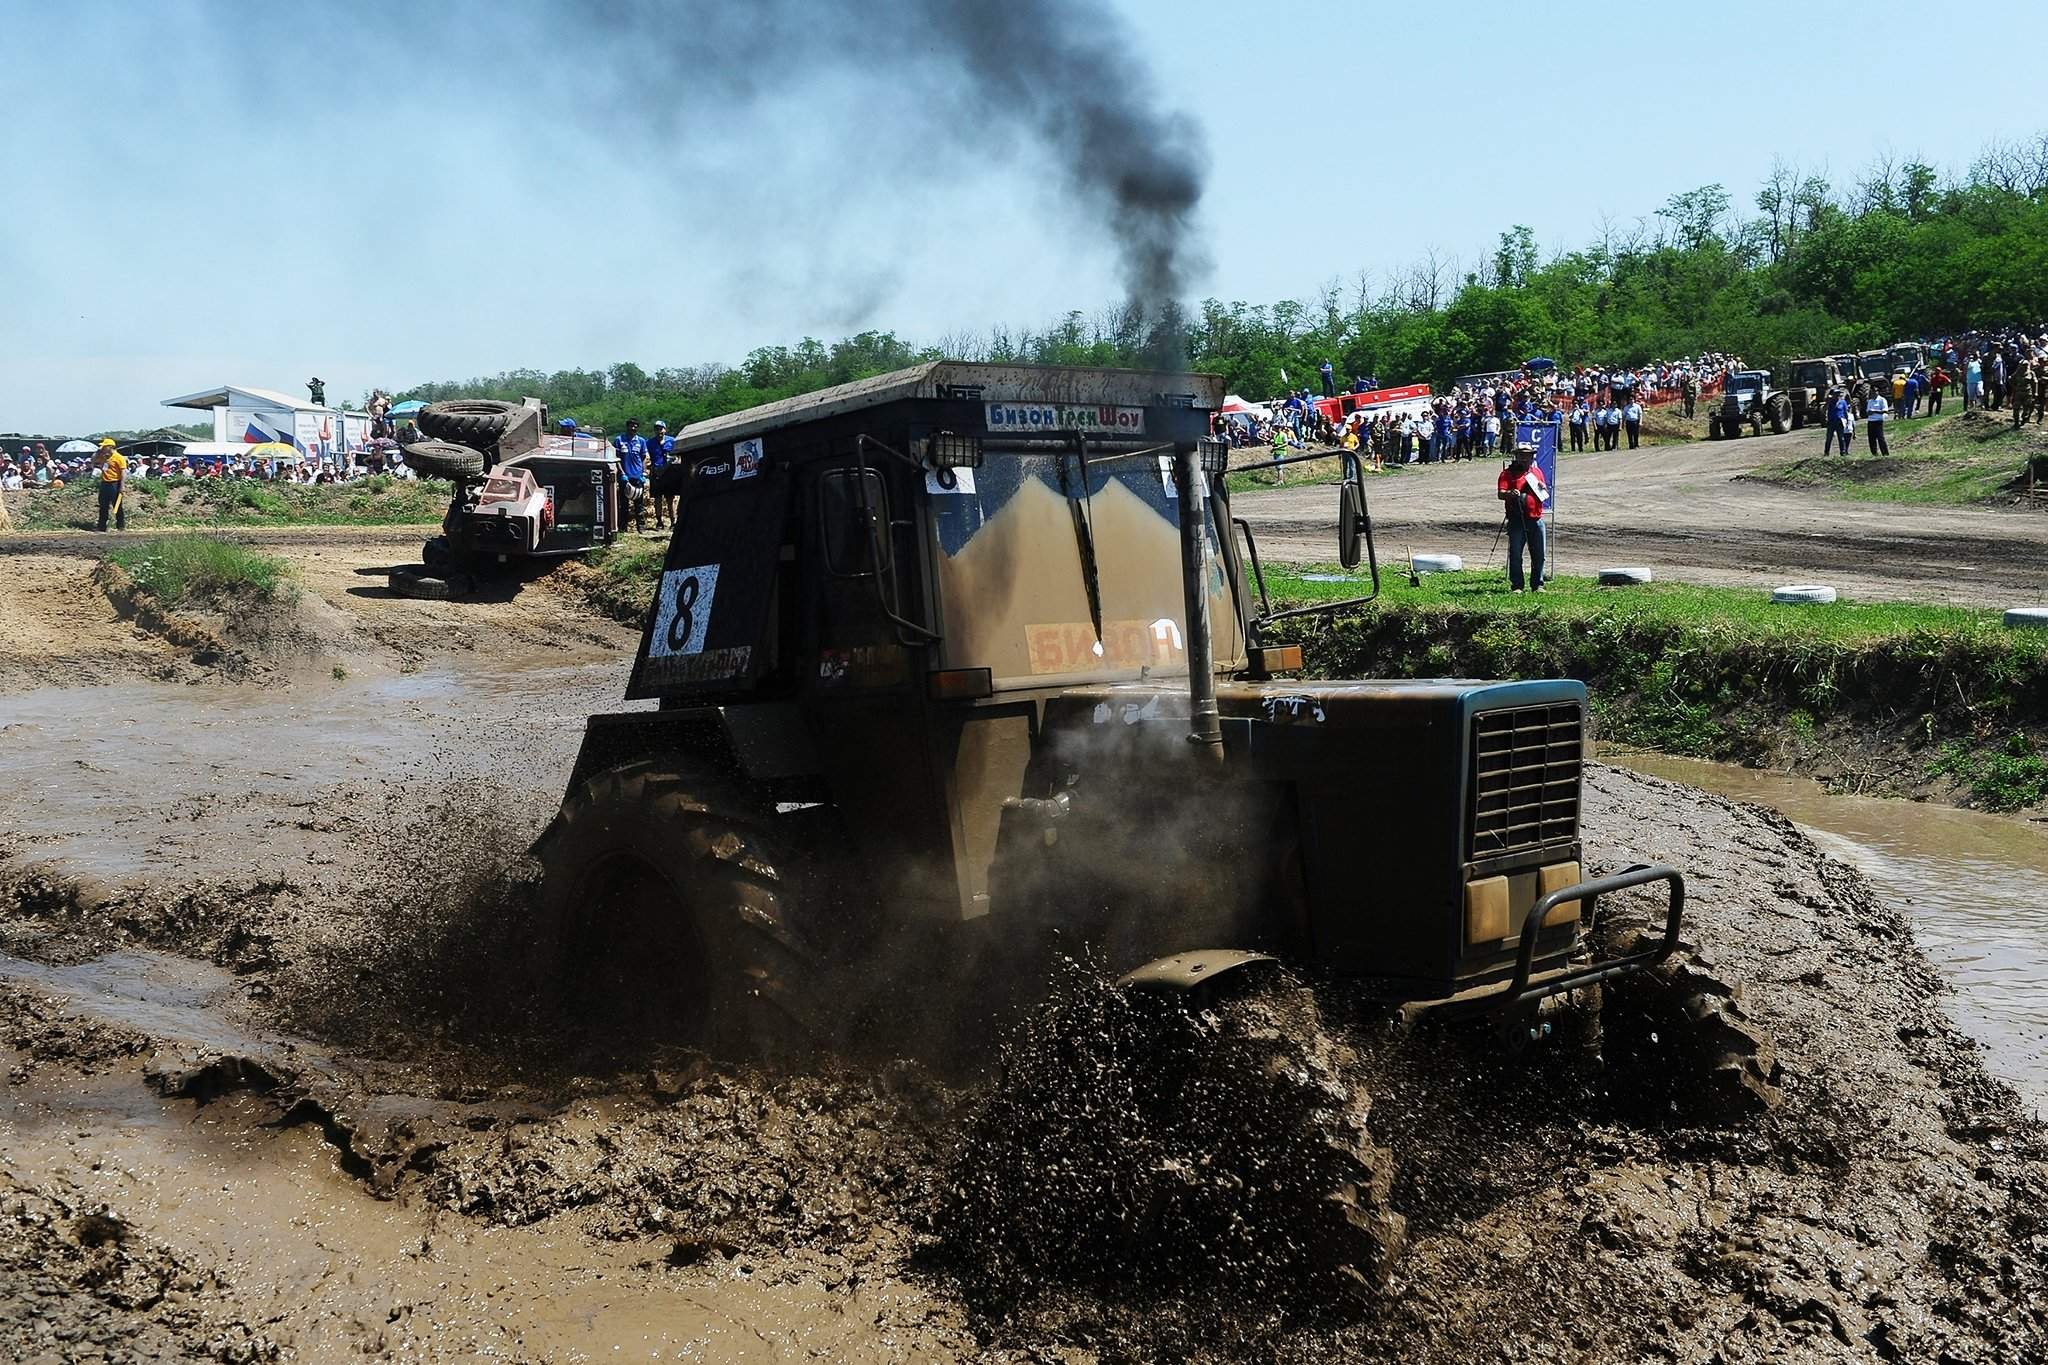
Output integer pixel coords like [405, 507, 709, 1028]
[0, 438, 434, 490]
[1212, 351, 1748, 468]
[1196, 333, 2048, 476]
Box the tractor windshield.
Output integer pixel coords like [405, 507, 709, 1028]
[1861, 355, 1892, 380]
[1790, 362, 1827, 389]
[928, 448, 1242, 689]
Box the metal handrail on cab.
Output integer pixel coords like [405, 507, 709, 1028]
[1506, 863, 1685, 1005]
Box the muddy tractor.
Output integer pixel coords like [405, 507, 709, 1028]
[1786, 357, 1849, 429]
[532, 363, 1774, 1287]
[391, 399, 622, 598]
[1707, 369, 1789, 438]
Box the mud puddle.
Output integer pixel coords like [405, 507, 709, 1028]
[0, 1058, 925, 1361]
[0, 659, 637, 879]
[1610, 750, 2048, 1114]
[0, 949, 273, 1055]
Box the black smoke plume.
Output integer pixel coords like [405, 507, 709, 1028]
[574, 0, 1209, 350]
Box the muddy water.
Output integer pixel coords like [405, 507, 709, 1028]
[0, 1058, 921, 1360]
[0, 659, 636, 877]
[1609, 752, 2048, 1115]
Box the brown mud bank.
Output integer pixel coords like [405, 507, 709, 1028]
[1280, 603, 2048, 817]
[2, 765, 2043, 1362]
[0, 533, 637, 690]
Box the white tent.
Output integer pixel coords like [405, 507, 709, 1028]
[161, 384, 367, 463]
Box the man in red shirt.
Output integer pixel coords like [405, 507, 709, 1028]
[1497, 441, 1550, 592]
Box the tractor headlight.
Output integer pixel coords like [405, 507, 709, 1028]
[924, 431, 984, 470]
[1198, 436, 1231, 476]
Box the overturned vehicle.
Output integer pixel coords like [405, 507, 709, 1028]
[527, 362, 1779, 1293]
[389, 399, 622, 599]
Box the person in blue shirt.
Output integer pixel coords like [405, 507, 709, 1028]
[1824, 389, 1851, 456]
[612, 418, 650, 532]
[1568, 401, 1588, 451]
[1318, 360, 1335, 398]
[647, 420, 676, 529]
[1622, 397, 1644, 449]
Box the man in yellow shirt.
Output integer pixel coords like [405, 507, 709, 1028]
[95, 439, 127, 531]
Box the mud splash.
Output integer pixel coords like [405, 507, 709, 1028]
[934, 959, 1399, 1330]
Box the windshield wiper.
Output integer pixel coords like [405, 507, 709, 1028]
[1058, 434, 1106, 648]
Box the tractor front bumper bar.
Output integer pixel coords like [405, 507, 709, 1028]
[1504, 863, 1684, 1006]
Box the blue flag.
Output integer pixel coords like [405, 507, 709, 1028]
[1515, 416, 1560, 511]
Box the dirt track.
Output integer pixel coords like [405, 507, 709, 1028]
[0, 529, 2043, 1360]
[1238, 429, 2048, 605]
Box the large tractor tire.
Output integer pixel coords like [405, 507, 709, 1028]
[1151, 982, 1407, 1298]
[530, 759, 820, 1059]
[401, 439, 487, 481]
[1768, 396, 1791, 434]
[1599, 929, 1781, 1122]
[418, 399, 524, 449]
[941, 969, 1404, 1306]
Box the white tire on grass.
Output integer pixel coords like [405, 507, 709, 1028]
[2003, 607, 2048, 629]
[1411, 553, 1463, 574]
[1598, 567, 1654, 586]
[1771, 584, 1838, 605]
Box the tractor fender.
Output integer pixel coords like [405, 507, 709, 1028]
[560, 704, 820, 802]
[1117, 949, 1278, 995]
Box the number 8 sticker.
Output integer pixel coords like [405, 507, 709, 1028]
[650, 565, 719, 657]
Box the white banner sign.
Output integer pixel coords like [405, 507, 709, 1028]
[984, 402, 1146, 435]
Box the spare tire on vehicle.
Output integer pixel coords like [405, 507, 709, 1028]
[401, 439, 487, 482]
[418, 399, 524, 449]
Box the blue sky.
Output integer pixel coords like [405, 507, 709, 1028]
[4, 0, 2043, 432]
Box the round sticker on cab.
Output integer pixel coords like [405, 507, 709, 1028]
[650, 565, 719, 657]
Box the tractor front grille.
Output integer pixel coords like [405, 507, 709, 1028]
[1468, 703, 1582, 859]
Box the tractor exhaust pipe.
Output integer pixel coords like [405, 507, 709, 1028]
[1171, 443, 1224, 764]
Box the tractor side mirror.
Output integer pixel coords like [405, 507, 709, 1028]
[820, 467, 891, 578]
[1337, 481, 1365, 570]
[1335, 451, 1378, 592]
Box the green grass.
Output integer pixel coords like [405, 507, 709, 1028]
[1928, 734, 2048, 811]
[575, 535, 668, 622]
[1262, 566, 2025, 646]
[1258, 567, 2048, 806]
[15, 475, 452, 529]
[1748, 407, 2044, 506]
[106, 535, 292, 606]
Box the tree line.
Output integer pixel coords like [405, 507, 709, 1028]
[389, 133, 2048, 431]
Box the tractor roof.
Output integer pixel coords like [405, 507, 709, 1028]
[674, 361, 1226, 455]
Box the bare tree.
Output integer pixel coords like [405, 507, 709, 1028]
[1351, 268, 1374, 315]
[1756, 158, 1796, 263]
[1856, 146, 1900, 214]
